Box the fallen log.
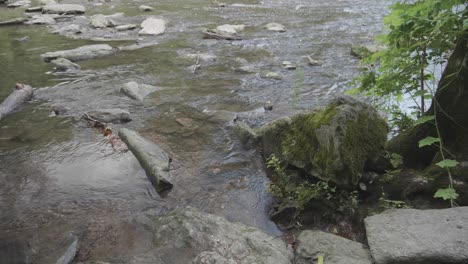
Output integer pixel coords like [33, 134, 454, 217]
[118, 128, 173, 194]
[0, 83, 33, 121]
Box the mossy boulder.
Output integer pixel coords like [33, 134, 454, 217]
[256, 96, 388, 186]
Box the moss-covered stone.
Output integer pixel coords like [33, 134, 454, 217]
[257, 96, 388, 186]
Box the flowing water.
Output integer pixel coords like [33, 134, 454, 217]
[0, 0, 390, 262]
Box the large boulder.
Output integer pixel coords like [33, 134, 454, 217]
[41, 44, 115, 62]
[365, 207, 468, 264]
[149, 208, 293, 264]
[138, 18, 165, 35]
[296, 230, 373, 264]
[255, 96, 388, 186]
[120, 81, 160, 101]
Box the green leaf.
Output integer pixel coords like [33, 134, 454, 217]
[434, 188, 458, 200]
[318, 255, 324, 264]
[418, 136, 440, 147]
[414, 115, 434, 126]
[435, 159, 459, 168]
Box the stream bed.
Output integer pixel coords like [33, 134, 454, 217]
[0, 0, 389, 262]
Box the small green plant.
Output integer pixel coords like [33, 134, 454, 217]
[266, 155, 334, 208]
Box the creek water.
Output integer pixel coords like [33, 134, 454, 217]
[0, 0, 389, 262]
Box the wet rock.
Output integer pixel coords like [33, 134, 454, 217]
[55, 236, 79, 264]
[282, 61, 296, 70]
[234, 65, 257, 74]
[52, 24, 81, 35]
[120, 81, 160, 101]
[181, 53, 217, 62]
[50, 58, 80, 72]
[0, 18, 27, 26]
[118, 128, 173, 194]
[138, 18, 165, 35]
[115, 24, 136, 31]
[139, 5, 154, 11]
[263, 101, 273, 111]
[305, 56, 322, 66]
[215, 24, 245, 35]
[265, 22, 286, 32]
[39, 0, 56, 5]
[260, 71, 282, 80]
[365, 207, 468, 264]
[0, 84, 33, 121]
[234, 122, 259, 149]
[117, 42, 158, 52]
[26, 14, 56, 25]
[150, 208, 293, 263]
[256, 96, 388, 186]
[15, 36, 30, 42]
[25, 6, 42, 12]
[90, 14, 116, 28]
[42, 4, 85, 14]
[7, 0, 31, 8]
[87, 109, 131, 123]
[41, 44, 115, 62]
[296, 230, 373, 264]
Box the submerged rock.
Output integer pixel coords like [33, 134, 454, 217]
[41, 44, 115, 62]
[265, 22, 286, 32]
[139, 5, 154, 12]
[120, 81, 160, 101]
[26, 14, 56, 25]
[0, 18, 27, 26]
[87, 109, 131, 123]
[42, 4, 85, 14]
[138, 18, 165, 35]
[115, 24, 136, 31]
[50, 58, 80, 72]
[150, 208, 293, 263]
[255, 96, 388, 186]
[296, 230, 373, 264]
[365, 207, 468, 264]
[118, 128, 173, 194]
[260, 71, 282, 80]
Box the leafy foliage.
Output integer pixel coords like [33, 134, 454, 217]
[435, 159, 459, 168]
[434, 188, 459, 200]
[418, 136, 440, 147]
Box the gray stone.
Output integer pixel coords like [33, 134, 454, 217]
[118, 128, 173, 193]
[25, 6, 42, 12]
[90, 14, 115, 28]
[120, 81, 160, 101]
[87, 109, 131, 123]
[150, 208, 293, 264]
[6, 0, 30, 8]
[138, 18, 165, 35]
[42, 4, 85, 14]
[139, 5, 154, 11]
[282, 61, 296, 70]
[26, 15, 56, 25]
[265, 22, 286, 32]
[115, 24, 136, 31]
[0, 18, 26, 26]
[365, 207, 468, 264]
[261, 71, 282, 80]
[39, 0, 56, 5]
[50, 58, 80, 72]
[296, 230, 373, 264]
[52, 24, 81, 35]
[234, 65, 257, 74]
[41, 44, 115, 62]
[0, 84, 33, 121]
[305, 56, 322, 66]
[215, 24, 245, 35]
[117, 42, 158, 52]
[180, 53, 217, 62]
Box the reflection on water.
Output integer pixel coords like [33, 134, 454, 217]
[0, 0, 389, 261]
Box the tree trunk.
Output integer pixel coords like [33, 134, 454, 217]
[387, 32, 468, 168]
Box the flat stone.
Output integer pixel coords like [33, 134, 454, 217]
[261, 71, 282, 80]
[115, 24, 136, 31]
[87, 109, 131, 123]
[25, 6, 42, 12]
[41, 44, 115, 62]
[265, 22, 286, 32]
[50, 58, 80, 72]
[0, 18, 26, 26]
[117, 42, 158, 52]
[138, 5, 154, 11]
[120, 81, 160, 101]
[282, 61, 296, 70]
[234, 65, 257, 74]
[52, 24, 81, 35]
[138, 18, 165, 35]
[296, 230, 373, 264]
[365, 207, 468, 264]
[215, 24, 245, 35]
[39, 0, 56, 5]
[26, 15, 56, 25]
[118, 128, 173, 194]
[42, 4, 85, 14]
